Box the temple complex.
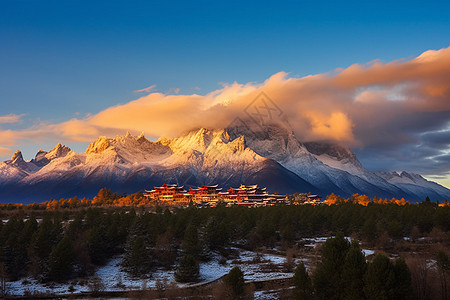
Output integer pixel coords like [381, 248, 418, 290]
[144, 183, 289, 207]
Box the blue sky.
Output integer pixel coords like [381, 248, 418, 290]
[1, 0, 450, 186]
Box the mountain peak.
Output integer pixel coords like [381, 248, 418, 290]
[45, 143, 72, 160]
[35, 148, 48, 160]
[1, 127, 450, 203]
[8, 150, 30, 169]
[31, 149, 50, 167]
[11, 150, 23, 162]
[125, 130, 132, 138]
[86, 136, 110, 154]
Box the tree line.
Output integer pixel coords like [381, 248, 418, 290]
[2, 187, 450, 212]
[0, 195, 449, 298]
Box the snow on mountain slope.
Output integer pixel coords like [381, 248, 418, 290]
[376, 171, 450, 200]
[302, 142, 411, 197]
[227, 121, 410, 199]
[304, 142, 364, 175]
[226, 120, 450, 201]
[0, 129, 315, 203]
[155, 128, 315, 192]
[0, 150, 41, 186]
[1, 124, 449, 203]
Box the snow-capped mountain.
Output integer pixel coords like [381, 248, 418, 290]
[0, 129, 315, 203]
[0, 125, 449, 203]
[226, 121, 450, 202]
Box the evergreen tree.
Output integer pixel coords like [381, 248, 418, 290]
[313, 232, 350, 300]
[393, 258, 412, 299]
[292, 262, 313, 299]
[84, 226, 107, 265]
[205, 217, 228, 251]
[47, 236, 75, 281]
[342, 242, 367, 300]
[364, 254, 396, 300]
[182, 223, 201, 258]
[31, 214, 62, 261]
[174, 255, 199, 282]
[124, 236, 151, 275]
[223, 266, 245, 299]
[1, 215, 28, 280]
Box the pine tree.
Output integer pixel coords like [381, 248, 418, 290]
[223, 266, 245, 299]
[362, 217, 377, 244]
[393, 258, 412, 299]
[48, 236, 75, 281]
[85, 226, 107, 265]
[205, 217, 228, 251]
[124, 236, 151, 275]
[292, 262, 313, 299]
[342, 242, 367, 300]
[182, 223, 201, 258]
[1, 215, 27, 280]
[313, 232, 350, 300]
[174, 255, 199, 282]
[364, 254, 396, 300]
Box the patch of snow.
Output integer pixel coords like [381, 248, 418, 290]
[362, 249, 375, 256]
[7, 248, 302, 296]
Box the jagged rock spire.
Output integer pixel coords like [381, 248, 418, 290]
[86, 136, 110, 154]
[11, 150, 23, 162]
[137, 131, 145, 139]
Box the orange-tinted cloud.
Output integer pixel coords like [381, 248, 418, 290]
[1, 46, 450, 179]
[0, 113, 25, 124]
[0, 146, 12, 156]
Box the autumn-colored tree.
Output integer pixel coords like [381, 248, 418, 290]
[325, 193, 346, 205]
[352, 194, 371, 206]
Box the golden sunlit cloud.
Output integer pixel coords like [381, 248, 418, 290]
[0, 146, 12, 156]
[307, 112, 356, 144]
[0, 113, 25, 124]
[1, 46, 450, 162]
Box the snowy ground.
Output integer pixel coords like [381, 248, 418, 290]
[6, 236, 378, 297]
[301, 236, 375, 257]
[7, 248, 301, 296]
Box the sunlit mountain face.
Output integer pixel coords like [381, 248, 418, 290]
[1, 122, 449, 204]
